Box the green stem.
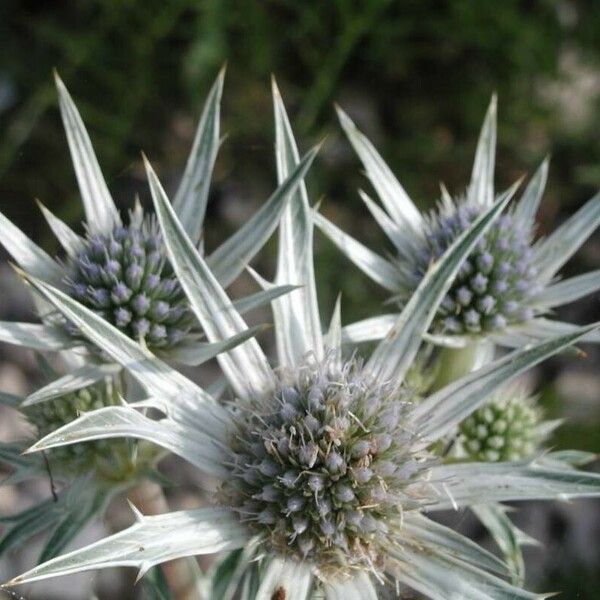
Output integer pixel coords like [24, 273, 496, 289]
[431, 339, 496, 391]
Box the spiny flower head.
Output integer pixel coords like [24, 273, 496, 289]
[224, 355, 432, 576]
[458, 388, 547, 462]
[66, 210, 194, 351]
[316, 97, 600, 348]
[408, 200, 537, 334]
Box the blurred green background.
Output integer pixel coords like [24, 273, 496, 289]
[0, 1, 599, 598]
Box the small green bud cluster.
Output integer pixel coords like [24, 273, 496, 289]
[223, 355, 433, 576]
[25, 378, 130, 477]
[458, 394, 542, 462]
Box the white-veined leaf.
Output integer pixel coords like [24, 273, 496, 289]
[173, 68, 224, 244]
[490, 317, 600, 348]
[342, 313, 397, 343]
[468, 95, 497, 208]
[6, 507, 247, 586]
[0, 321, 77, 351]
[36, 200, 84, 257]
[207, 145, 320, 288]
[325, 294, 342, 370]
[146, 157, 275, 401]
[233, 285, 299, 316]
[323, 572, 377, 600]
[336, 105, 423, 239]
[533, 269, 600, 308]
[533, 191, 600, 282]
[23, 363, 121, 407]
[402, 512, 509, 576]
[512, 158, 549, 228]
[359, 189, 408, 254]
[0, 211, 63, 284]
[19, 271, 230, 436]
[471, 503, 537, 586]
[313, 210, 401, 292]
[272, 78, 323, 367]
[256, 558, 312, 600]
[164, 324, 269, 366]
[54, 73, 121, 233]
[26, 405, 228, 479]
[389, 539, 547, 600]
[410, 322, 600, 443]
[427, 458, 600, 510]
[366, 188, 514, 386]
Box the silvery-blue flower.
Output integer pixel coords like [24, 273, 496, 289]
[0, 70, 316, 364]
[314, 97, 600, 351]
[6, 83, 600, 600]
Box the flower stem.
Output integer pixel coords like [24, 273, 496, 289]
[128, 480, 204, 600]
[431, 339, 495, 391]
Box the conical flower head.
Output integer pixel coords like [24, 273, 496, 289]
[224, 354, 432, 576]
[410, 200, 537, 334]
[66, 211, 193, 351]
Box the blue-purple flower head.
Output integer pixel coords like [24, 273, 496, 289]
[66, 210, 194, 351]
[223, 354, 434, 575]
[405, 198, 539, 335]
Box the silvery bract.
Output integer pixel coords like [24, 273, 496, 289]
[315, 98, 600, 350]
[6, 83, 600, 600]
[0, 69, 316, 363]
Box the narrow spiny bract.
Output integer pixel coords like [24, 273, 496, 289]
[24, 377, 146, 482]
[66, 212, 193, 351]
[7, 82, 600, 600]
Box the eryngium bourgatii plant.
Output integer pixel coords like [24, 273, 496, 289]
[314, 97, 600, 351]
[0, 69, 316, 365]
[5, 83, 600, 600]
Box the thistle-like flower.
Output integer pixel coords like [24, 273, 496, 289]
[0, 69, 316, 362]
[6, 83, 600, 600]
[314, 98, 600, 350]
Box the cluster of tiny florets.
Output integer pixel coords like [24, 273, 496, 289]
[25, 379, 124, 472]
[458, 394, 543, 462]
[222, 355, 433, 576]
[403, 200, 539, 334]
[66, 213, 194, 351]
